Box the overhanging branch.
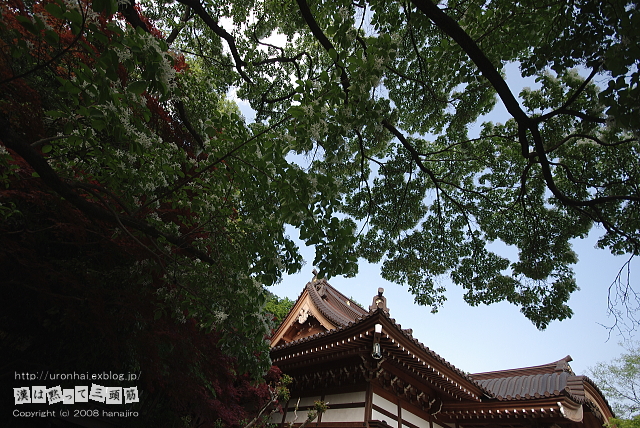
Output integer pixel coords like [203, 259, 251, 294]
[0, 114, 218, 265]
[295, 0, 351, 102]
[410, 0, 640, 212]
[177, 0, 253, 83]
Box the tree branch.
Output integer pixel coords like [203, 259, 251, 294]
[0, 8, 86, 86]
[295, 0, 351, 102]
[138, 116, 290, 212]
[173, 99, 206, 151]
[177, 0, 253, 83]
[0, 114, 218, 265]
[166, 5, 192, 45]
[534, 64, 603, 124]
[410, 0, 640, 212]
[409, 0, 528, 124]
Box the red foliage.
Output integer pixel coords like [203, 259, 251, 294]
[133, 3, 165, 40]
[1, 155, 276, 426]
[0, 1, 275, 426]
[172, 53, 189, 72]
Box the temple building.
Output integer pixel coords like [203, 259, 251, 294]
[269, 276, 613, 428]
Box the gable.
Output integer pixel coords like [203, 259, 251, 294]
[270, 291, 333, 347]
[270, 276, 368, 347]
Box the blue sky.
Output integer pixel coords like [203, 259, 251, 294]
[270, 230, 639, 377]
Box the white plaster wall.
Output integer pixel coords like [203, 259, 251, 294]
[372, 393, 397, 415]
[402, 408, 428, 428]
[372, 409, 395, 425]
[322, 407, 365, 422]
[297, 396, 321, 407]
[270, 412, 284, 424]
[284, 396, 321, 423]
[325, 391, 366, 404]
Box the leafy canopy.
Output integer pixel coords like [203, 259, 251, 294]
[1, 0, 639, 372]
[143, 0, 638, 329]
[265, 294, 296, 323]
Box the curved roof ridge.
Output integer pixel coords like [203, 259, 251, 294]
[473, 370, 597, 402]
[471, 355, 574, 380]
[576, 374, 616, 417]
[306, 279, 368, 327]
[271, 306, 489, 399]
[375, 309, 489, 395]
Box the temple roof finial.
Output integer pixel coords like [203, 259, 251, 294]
[311, 269, 327, 296]
[555, 355, 573, 373]
[369, 287, 389, 314]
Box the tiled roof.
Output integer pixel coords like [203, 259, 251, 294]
[470, 356, 607, 406]
[272, 303, 452, 375]
[471, 355, 574, 380]
[270, 305, 369, 353]
[271, 280, 615, 424]
[272, 280, 479, 391]
[305, 278, 369, 326]
[474, 370, 575, 400]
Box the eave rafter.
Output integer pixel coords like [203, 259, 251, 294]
[439, 396, 585, 425]
[272, 329, 374, 366]
[443, 404, 561, 418]
[272, 312, 485, 403]
[378, 331, 482, 402]
[439, 407, 567, 423]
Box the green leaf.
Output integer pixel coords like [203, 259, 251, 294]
[205, 126, 216, 137]
[128, 80, 148, 95]
[45, 110, 66, 118]
[288, 106, 304, 118]
[91, 119, 106, 131]
[15, 16, 36, 34]
[92, 0, 106, 13]
[63, 9, 83, 28]
[44, 29, 60, 45]
[44, 2, 65, 19]
[107, 0, 119, 15]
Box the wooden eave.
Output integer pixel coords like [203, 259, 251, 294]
[440, 379, 614, 428]
[454, 361, 614, 428]
[270, 280, 369, 348]
[582, 377, 615, 422]
[375, 313, 484, 402]
[443, 395, 574, 412]
[272, 310, 386, 373]
[439, 395, 585, 425]
[272, 309, 486, 403]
